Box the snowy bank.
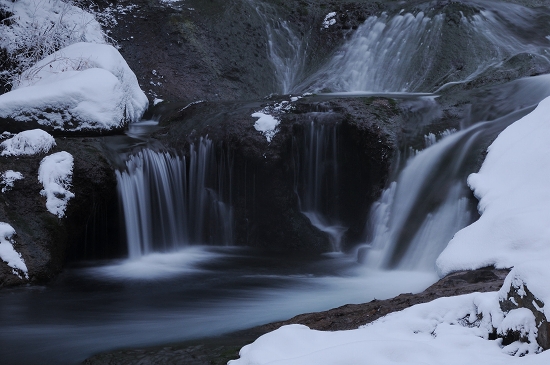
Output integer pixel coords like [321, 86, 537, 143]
[38, 151, 74, 218]
[0, 42, 148, 132]
[0, 223, 28, 279]
[437, 96, 550, 276]
[230, 292, 550, 364]
[0, 129, 55, 156]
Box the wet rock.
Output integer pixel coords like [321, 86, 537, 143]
[150, 95, 401, 254]
[0, 137, 120, 287]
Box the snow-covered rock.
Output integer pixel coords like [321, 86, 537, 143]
[0, 129, 55, 156]
[38, 151, 74, 218]
[0, 42, 148, 132]
[0, 222, 28, 279]
[437, 96, 550, 276]
[1, 170, 24, 193]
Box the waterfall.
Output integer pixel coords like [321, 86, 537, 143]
[294, 121, 346, 251]
[248, 0, 306, 94]
[358, 105, 537, 271]
[305, 4, 550, 93]
[116, 139, 233, 258]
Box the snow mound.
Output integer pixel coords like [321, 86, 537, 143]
[1, 170, 24, 193]
[231, 292, 550, 364]
[437, 96, 550, 276]
[0, 222, 28, 279]
[0, 0, 105, 83]
[38, 151, 74, 218]
[0, 129, 55, 156]
[0, 42, 148, 132]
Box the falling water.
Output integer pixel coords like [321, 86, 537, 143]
[294, 121, 346, 251]
[305, 4, 550, 93]
[116, 139, 233, 258]
[358, 105, 538, 271]
[248, 0, 306, 94]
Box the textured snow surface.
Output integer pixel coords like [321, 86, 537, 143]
[0, 222, 28, 277]
[0, 129, 55, 156]
[1, 170, 24, 193]
[38, 151, 74, 218]
[437, 96, 550, 276]
[231, 292, 548, 364]
[0, 42, 148, 131]
[0, 0, 104, 54]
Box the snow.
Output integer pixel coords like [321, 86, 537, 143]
[252, 112, 280, 143]
[0, 129, 55, 156]
[437, 96, 550, 276]
[38, 151, 74, 218]
[322, 12, 337, 28]
[0, 222, 28, 278]
[0, 0, 105, 56]
[1, 170, 24, 193]
[0, 42, 149, 131]
[231, 292, 550, 365]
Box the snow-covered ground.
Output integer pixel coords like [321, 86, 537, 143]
[231, 95, 550, 364]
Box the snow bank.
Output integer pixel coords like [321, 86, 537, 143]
[437, 96, 550, 276]
[0, 129, 55, 156]
[38, 151, 74, 218]
[1, 170, 24, 193]
[231, 292, 550, 365]
[0, 222, 28, 278]
[0, 42, 148, 131]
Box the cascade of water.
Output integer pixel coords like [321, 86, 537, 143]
[116, 139, 233, 258]
[248, 0, 306, 94]
[307, 12, 444, 93]
[305, 4, 550, 93]
[294, 121, 346, 251]
[358, 105, 537, 271]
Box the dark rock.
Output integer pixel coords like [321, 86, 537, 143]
[149, 95, 401, 254]
[0, 137, 120, 287]
[500, 279, 550, 350]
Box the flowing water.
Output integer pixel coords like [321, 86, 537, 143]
[3, 1, 550, 364]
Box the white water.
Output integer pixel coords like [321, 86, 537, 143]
[116, 139, 233, 258]
[305, 5, 550, 94]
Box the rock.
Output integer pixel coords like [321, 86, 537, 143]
[499, 269, 550, 350]
[148, 95, 401, 254]
[0, 137, 120, 287]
